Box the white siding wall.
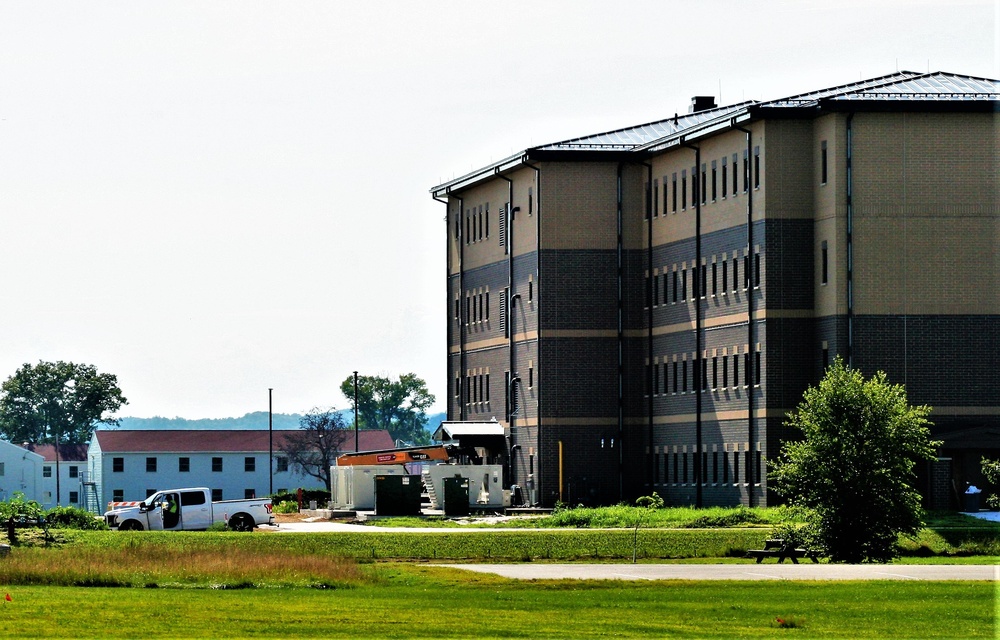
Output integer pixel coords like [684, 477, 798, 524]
[0, 441, 44, 504]
[93, 450, 323, 509]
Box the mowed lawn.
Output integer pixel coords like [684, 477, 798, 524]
[0, 565, 993, 639]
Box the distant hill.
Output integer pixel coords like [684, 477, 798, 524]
[109, 411, 447, 438]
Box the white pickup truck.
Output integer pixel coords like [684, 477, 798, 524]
[104, 488, 274, 532]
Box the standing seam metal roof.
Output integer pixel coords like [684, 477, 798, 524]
[431, 71, 998, 195]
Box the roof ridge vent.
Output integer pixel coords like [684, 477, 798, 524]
[689, 96, 717, 113]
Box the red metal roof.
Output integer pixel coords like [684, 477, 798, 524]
[23, 443, 89, 463]
[92, 429, 395, 453]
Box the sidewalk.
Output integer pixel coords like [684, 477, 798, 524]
[448, 563, 1000, 581]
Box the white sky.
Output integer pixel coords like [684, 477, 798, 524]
[0, 1, 995, 419]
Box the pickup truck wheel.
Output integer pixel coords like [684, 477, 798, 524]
[229, 514, 255, 532]
[119, 520, 143, 531]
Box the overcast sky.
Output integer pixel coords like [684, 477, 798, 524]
[0, 1, 995, 419]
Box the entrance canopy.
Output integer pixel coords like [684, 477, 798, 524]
[433, 421, 506, 453]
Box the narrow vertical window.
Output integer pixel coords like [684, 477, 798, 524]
[528, 186, 533, 215]
[485, 373, 491, 402]
[721, 260, 727, 294]
[693, 166, 700, 205]
[485, 203, 489, 239]
[753, 146, 760, 189]
[700, 164, 707, 205]
[653, 274, 660, 306]
[733, 451, 740, 485]
[485, 291, 490, 319]
[653, 362, 659, 394]
[643, 181, 650, 220]
[723, 450, 730, 483]
[527, 278, 533, 302]
[712, 451, 719, 483]
[671, 173, 678, 212]
[662, 176, 669, 213]
[722, 355, 728, 387]
[681, 170, 687, 209]
[821, 241, 828, 285]
[721, 160, 728, 198]
[527, 364, 533, 389]
[645, 274, 651, 308]
[672, 271, 678, 303]
[711, 262, 718, 296]
[661, 362, 668, 394]
[672, 361, 678, 393]
[700, 264, 707, 298]
[680, 268, 687, 300]
[733, 353, 739, 387]
[711, 160, 717, 201]
[744, 353, 751, 387]
[712, 356, 718, 389]
[744, 254, 751, 289]
[820, 140, 828, 185]
[682, 360, 688, 392]
[645, 363, 652, 396]
[755, 350, 762, 386]
[691, 267, 697, 301]
[732, 153, 738, 194]
[754, 251, 761, 288]
[652, 179, 659, 217]
[733, 257, 739, 291]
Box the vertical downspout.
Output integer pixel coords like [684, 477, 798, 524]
[498, 173, 516, 392]
[523, 160, 541, 504]
[616, 162, 625, 502]
[498, 173, 517, 489]
[735, 123, 755, 506]
[434, 191, 463, 421]
[641, 160, 654, 491]
[846, 113, 855, 367]
[682, 141, 702, 508]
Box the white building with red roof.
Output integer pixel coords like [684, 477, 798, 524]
[0, 440, 45, 506]
[88, 429, 394, 511]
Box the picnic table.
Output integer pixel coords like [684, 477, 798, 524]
[746, 538, 820, 564]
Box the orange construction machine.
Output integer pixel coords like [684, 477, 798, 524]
[335, 445, 452, 467]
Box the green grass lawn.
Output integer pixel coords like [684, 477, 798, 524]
[0, 566, 992, 639]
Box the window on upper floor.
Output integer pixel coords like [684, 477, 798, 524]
[245, 457, 256, 473]
[671, 173, 678, 212]
[820, 140, 828, 185]
[753, 146, 761, 189]
[277, 456, 289, 473]
[821, 241, 829, 285]
[43, 465, 52, 478]
[212, 457, 223, 473]
[69, 465, 78, 478]
[179, 457, 190, 473]
[146, 457, 157, 473]
[112, 458, 123, 473]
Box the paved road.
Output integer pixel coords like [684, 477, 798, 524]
[447, 563, 999, 581]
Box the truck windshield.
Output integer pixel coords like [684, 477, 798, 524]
[141, 494, 162, 509]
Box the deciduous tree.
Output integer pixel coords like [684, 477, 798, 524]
[0, 361, 127, 445]
[340, 373, 435, 445]
[769, 358, 939, 563]
[280, 407, 350, 490]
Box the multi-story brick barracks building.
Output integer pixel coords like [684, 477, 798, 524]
[430, 71, 999, 509]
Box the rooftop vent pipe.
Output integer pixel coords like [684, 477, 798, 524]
[689, 96, 717, 113]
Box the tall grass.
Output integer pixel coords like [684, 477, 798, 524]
[0, 544, 365, 588]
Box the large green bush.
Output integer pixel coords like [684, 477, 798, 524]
[44, 506, 108, 530]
